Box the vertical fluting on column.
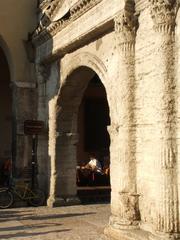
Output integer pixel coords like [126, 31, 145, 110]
[109, 9, 140, 229]
[149, 0, 179, 236]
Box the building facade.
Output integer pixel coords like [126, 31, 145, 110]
[32, 0, 180, 239]
[0, 0, 37, 176]
[1, 0, 180, 239]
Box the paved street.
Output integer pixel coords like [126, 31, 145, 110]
[0, 204, 110, 240]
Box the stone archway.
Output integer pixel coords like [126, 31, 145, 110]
[0, 46, 12, 180]
[0, 36, 14, 81]
[47, 53, 112, 207]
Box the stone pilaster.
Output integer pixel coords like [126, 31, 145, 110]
[108, 9, 139, 231]
[47, 128, 80, 207]
[36, 63, 49, 191]
[36, 63, 49, 117]
[11, 79, 37, 176]
[149, 0, 179, 238]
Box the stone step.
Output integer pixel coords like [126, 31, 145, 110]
[77, 186, 111, 203]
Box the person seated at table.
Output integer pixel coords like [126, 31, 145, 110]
[85, 155, 103, 174]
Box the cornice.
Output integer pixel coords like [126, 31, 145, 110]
[45, 0, 65, 20]
[39, 0, 60, 15]
[33, 0, 102, 46]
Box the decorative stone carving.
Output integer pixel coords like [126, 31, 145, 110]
[149, 0, 176, 33]
[39, 0, 61, 19]
[36, 63, 50, 83]
[33, 0, 103, 46]
[114, 10, 137, 50]
[70, 0, 102, 20]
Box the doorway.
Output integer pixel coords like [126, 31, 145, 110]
[48, 65, 111, 207]
[0, 47, 12, 183]
[76, 73, 110, 203]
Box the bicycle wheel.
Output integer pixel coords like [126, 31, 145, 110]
[0, 189, 13, 209]
[28, 189, 45, 207]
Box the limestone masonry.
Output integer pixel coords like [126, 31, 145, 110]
[34, 0, 180, 239]
[1, 0, 180, 240]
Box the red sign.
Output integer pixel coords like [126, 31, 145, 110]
[24, 120, 44, 135]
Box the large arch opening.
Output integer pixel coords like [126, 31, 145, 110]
[76, 73, 111, 203]
[0, 47, 12, 185]
[49, 65, 111, 206]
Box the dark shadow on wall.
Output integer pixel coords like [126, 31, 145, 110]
[0, 47, 12, 180]
[28, 1, 112, 202]
[17, 1, 55, 190]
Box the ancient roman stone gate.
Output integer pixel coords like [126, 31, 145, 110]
[33, 0, 180, 239]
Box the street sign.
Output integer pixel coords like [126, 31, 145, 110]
[24, 120, 44, 135]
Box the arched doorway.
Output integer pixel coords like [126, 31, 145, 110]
[0, 47, 12, 183]
[48, 65, 111, 207]
[76, 73, 110, 203]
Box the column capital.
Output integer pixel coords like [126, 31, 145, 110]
[114, 10, 137, 50]
[149, 0, 176, 33]
[36, 63, 50, 82]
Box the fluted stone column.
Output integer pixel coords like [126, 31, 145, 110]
[105, 10, 140, 238]
[149, 1, 179, 238]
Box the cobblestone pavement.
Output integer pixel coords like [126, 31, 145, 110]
[0, 204, 110, 240]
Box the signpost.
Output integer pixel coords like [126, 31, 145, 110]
[24, 120, 44, 135]
[24, 120, 44, 189]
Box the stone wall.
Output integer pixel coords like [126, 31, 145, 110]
[35, 0, 180, 239]
[176, 8, 180, 234]
[0, 0, 37, 174]
[36, 61, 60, 191]
[135, 1, 179, 236]
[135, 5, 158, 231]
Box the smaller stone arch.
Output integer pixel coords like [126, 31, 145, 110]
[47, 53, 112, 207]
[0, 35, 14, 81]
[56, 52, 110, 132]
[61, 52, 108, 86]
[0, 38, 14, 173]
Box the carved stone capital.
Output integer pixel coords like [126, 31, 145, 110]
[149, 0, 176, 33]
[114, 10, 137, 50]
[33, 0, 103, 45]
[36, 63, 50, 82]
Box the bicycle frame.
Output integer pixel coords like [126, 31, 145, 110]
[10, 184, 37, 201]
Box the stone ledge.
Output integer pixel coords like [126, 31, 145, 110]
[47, 196, 66, 207]
[47, 195, 81, 207]
[149, 232, 180, 240]
[104, 226, 180, 240]
[104, 225, 150, 240]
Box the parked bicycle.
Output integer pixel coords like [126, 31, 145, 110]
[0, 180, 45, 209]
